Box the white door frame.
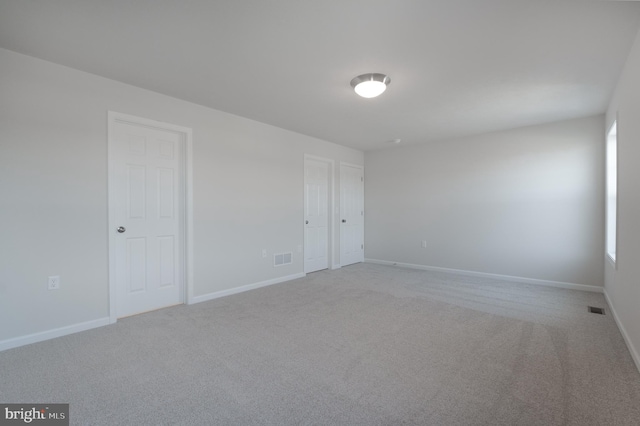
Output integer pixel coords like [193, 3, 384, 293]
[107, 111, 194, 323]
[303, 154, 337, 270]
[339, 161, 364, 267]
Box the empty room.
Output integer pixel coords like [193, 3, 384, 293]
[1, 1, 640, 425]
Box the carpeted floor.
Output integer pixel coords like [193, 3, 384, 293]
[1, 263, 639, 425]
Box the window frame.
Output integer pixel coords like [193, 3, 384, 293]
[606, 120, 617, 266]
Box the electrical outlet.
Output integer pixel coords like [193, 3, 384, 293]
[262, 249, 267, 258]
[48, 275, 60, 290]
[421, 240, 427, 248]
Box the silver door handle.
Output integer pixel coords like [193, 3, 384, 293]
[117, 226, 126, 233]
[342, 219, 346, 223]
[305, 221, 309, 224]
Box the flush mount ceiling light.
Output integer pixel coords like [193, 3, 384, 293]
[350, 73, 390, 98]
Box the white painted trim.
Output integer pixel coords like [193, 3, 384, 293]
[606, 253, 617, 270]
[107, 111, 194, 321]
[339, 161, 365, 170]
[364, 259, 604, 293]
[604, 289, 640, 374]
[304, 154, 335, 273]
[331, 263, 341, 270]
[0, 317, 111, 352]
[189, 273, 306, 305]
[184, 127, 195, 305]
[605, 118, 618, 269]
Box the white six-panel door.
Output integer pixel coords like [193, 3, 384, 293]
[304, 158, 330, 273]
[340, 163, 364, 267]
[110, 115, 185, 318]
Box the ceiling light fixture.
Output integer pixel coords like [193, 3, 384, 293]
[350, 73, 390, 98]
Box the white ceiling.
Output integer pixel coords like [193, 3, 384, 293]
[1, 1, 639, 151]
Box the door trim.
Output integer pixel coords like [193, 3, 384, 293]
[107, 111, 194, 323]
[304, 154, 336, 271]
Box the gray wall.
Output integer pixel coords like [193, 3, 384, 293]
[0, 48, 363, 343]
[365, 115, 605, 287]
[605, 26, 640, 370]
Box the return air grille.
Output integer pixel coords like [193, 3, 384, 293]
[274, 252, 293, 267]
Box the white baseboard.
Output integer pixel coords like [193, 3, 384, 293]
[0, 317, 111, 352]
[364, 258, 604, 293]
[604, 289, 640, 374]
[189, 272, 306, 305]
[1, 273, 307, 352]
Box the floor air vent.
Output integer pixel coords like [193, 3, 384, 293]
[588, 306, 605, 315]
[274, 252, 293, 267]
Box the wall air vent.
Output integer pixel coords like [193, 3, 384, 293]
[588, 306, 605, 315]
[274, 252, 293, 267]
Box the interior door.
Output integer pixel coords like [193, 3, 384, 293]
[110, 118, 184, 318]
[340, 163, 364, 266]
[304, 158, 329, 273]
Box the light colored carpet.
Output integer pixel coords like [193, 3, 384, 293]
[1, 263, 639, 425]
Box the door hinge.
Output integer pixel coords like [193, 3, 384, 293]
[361, 176, 364, 182]
[361, 244, 364, 249]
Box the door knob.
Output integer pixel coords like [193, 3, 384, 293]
[342, 219, 346, 223]
[305, 221, 309, 224]
[117, 226, 126, 233]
